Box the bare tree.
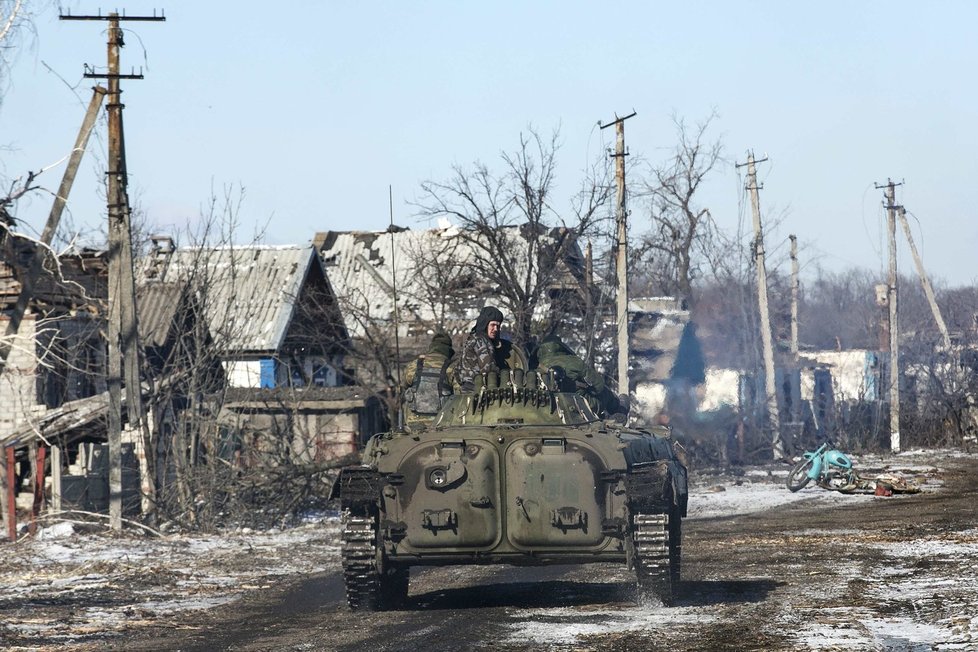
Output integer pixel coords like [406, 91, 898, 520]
[1, 0, 46, 106]
[636, 113, 723, 305]
[414, 126, 614, 347]
[402, 232, 477, 333]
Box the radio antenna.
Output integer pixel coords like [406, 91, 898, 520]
[389, 185, 405, 431]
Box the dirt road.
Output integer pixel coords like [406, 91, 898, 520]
[107, 453, 978, 652]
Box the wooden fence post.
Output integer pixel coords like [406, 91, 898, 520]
[29, 445, 46, 536]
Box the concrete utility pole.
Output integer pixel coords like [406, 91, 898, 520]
[62, 9, 165, 530]
[875, 283, 890, 352]
[789, 234, 799, 356]
[584, 240, 595, 365]
[898, 207, 951, 350]
[875, 179, 902, 453]
[600, 111, 636, 397]
[738, 152, 783, 459]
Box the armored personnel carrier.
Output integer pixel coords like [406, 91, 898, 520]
[330, 368, 688, 609]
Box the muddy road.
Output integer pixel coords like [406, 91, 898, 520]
[108, 453, 978, 652]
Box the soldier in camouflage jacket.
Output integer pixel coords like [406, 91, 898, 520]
[455, 306, 505, 391]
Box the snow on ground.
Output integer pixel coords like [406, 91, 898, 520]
[686, 469, 877, 520]
[504, 601, 719, 646]
[0, 448, 971, 650]
[686, 448, 948, 520]
[504, 449, 978, 651]
[0, 513, 343, 648]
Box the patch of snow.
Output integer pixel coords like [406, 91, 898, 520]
[35, 521, 76, 540]
[136, 594, 238, 614]
[504, 604, 718, 646]
[862, 617, 955, 650]
[0, 519, 342, 643]
[879, 538, 978, 559]
[686, 478, 875, 520]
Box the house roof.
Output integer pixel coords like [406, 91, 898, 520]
[137, 245, 337, 354]
[0, 392, 109, 449]
[137, 281, 185, 349]
[314, 225, 585, 339]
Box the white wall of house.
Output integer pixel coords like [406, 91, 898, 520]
[0, 315, 40, 436]
[802, 350, 877, 402]
[224, 359, 262, 388]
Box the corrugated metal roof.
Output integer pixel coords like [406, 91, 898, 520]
[137, 281, 184, 349]
[137, 245, 322, 353]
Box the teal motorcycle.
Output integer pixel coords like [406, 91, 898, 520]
[786, 440, 855, 492]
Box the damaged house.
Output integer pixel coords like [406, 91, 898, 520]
[1, 241, 111, 536]
[137, 241, 387, 475]
[313, 224, 595, 385]
[314, 225, 707, 429]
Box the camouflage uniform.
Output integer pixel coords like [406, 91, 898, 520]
[402, 333, 455, 427]
[536, 335, 623, 418]
[454, 306, 505, 391]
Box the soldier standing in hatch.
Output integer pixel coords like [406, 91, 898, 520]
[402, 332, 456, 428]
[455, 306, 508, 391]
[535, 333, 625, 419]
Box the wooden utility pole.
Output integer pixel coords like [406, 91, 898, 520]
[898, 207, 951, 350]
[876, 179, 901, 453]
[738, 152, 782, 459]
[600, 111, 636, 397]
[62, 9, 165, 529]
[789, 234, 799, 356]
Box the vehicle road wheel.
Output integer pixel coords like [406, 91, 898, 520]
[786, 457, 814, 492]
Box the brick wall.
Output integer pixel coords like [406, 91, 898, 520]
[0, 315, 40, 437]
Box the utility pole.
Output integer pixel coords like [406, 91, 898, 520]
[875, 179, 901, 453]
[600, 111, 636, 398]
[898, 207, 951, 350]
[62, 9, 165, 530]
[583, 240, 595, 366]
[737, 152, 782, 459]
[789, 234, 799, 356]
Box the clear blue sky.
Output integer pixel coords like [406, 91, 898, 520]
[3, 1, 977, 286]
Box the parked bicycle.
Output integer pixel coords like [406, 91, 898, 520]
[786, 440, 856, 492]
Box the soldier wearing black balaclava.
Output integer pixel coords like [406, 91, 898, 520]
[455, 305, 505, 391]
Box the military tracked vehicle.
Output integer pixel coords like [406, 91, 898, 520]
[330, 367, 688, 610]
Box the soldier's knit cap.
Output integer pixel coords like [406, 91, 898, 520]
[539, 333, 573, 357]
[429, 332, 454, 358]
